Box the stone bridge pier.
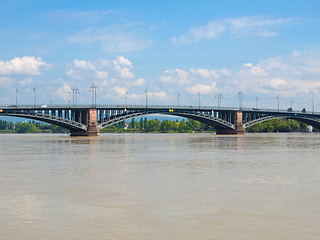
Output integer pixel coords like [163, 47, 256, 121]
[70, 109, 99, 136]
[216, 111, 245, 134]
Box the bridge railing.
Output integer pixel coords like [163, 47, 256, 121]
[0, 104, 319, 115]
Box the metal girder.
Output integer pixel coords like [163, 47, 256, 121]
[98, 109, 235, 130]
[244, 114, 320, 129]
[0, 111, 87, 131]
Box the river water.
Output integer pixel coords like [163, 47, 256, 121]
[0, 133, 319, 240]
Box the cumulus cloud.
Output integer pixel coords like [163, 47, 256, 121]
[19, 77, 33, 87]
[129, 78, 145, 86]
[173, 16, 293, 44]
[234, 48, 320, 96]
[112, 56, 135, 79]
[186, 82, 218, 95]
[0, 56, 50, 75]
[66, 56, 135, 81]
[160, 69, 193, 85]
[111, 86, 128, 96]
[53, 82, 72, 100]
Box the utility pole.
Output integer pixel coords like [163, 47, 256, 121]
[216, 92, 223, 108]
[237, 91, 245, 109]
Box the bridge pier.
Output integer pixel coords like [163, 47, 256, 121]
[216, 111, 245, 134]
[70, 109, 100, 136]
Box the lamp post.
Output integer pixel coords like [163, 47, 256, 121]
[311, 98, 314, 114]
[126, 90, 128, 108]
[276, 96, 279, 112]
[216, 92, 223, 108]
[33, 86, 36, 109]
[197, 91, 200, 109]
[255, 97, 258, 109]
[16, 88, 18, 106]
[237, 91, 245, 109]
[71, 87, 80, 106]
[178, 91, 180, 107]
[145, 88, 148, 108]
[89, 82, 99, 107]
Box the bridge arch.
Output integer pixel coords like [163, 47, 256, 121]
[98, 109, 235, 130]
[244, 114, 320, 129]
[1, 111, 87, 131]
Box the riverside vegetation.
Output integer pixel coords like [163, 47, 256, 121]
[0, 118, 315, 134]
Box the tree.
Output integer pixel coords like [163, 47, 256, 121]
[16, 122, 37, 133]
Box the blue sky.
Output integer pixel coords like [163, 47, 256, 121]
[1, 0, 320, 111]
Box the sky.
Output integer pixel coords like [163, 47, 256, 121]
[1, 0, 320, 111]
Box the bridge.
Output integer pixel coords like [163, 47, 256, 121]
[1, 104, 320, 136]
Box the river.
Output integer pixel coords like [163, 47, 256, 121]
[0, 133, 319, 240]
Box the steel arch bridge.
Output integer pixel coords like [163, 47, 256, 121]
[1, 104, 319, 136]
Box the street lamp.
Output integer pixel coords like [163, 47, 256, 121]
[70, 87, 80, 106]
[255, 97, 258, 109]
[33, 86, 36, 109]
[178, 91, 180, 107]
[126, 90, 128, 108]
[216, 92, 223, 108]
[145, 88, 148, 108]
[89, 82, 100, 107]
[276, 96, 279, 112]
[16, 88, 18, 106]
[311, 98, 314, 114]
[237, 91, 245, 109]
[197, 91, 200, 109]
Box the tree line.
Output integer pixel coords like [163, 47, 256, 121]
[0, 120, 66, 133]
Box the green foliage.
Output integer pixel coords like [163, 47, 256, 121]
[101, 118, 213, 133]
[16, 122, 38, 133]
[246, 119, 311, 133]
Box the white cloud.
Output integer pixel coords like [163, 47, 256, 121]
[53, 82, 72, 100]
[262, 78, 288, 89]
[129, 78, 145, 86]
[190, 68, 219, 79]
[111, 86, 128, 96]
[19, 77, 33, 87]
[173, 16, 293, 44]
[69, 26, 152, 52]
[186, 82, 218, 95]
[160, 69, 193, 85]
[0, 56, 50, 75]
[112, 56, 135, 79]
[149, 91, 167, 99]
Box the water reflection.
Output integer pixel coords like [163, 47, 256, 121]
[0, 133, 319, 240]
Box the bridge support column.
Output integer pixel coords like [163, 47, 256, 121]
[216, 111, 245, 134]
[70, 109, 100, 136]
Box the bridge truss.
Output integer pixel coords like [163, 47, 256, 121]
[1, 105, 320, 135]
